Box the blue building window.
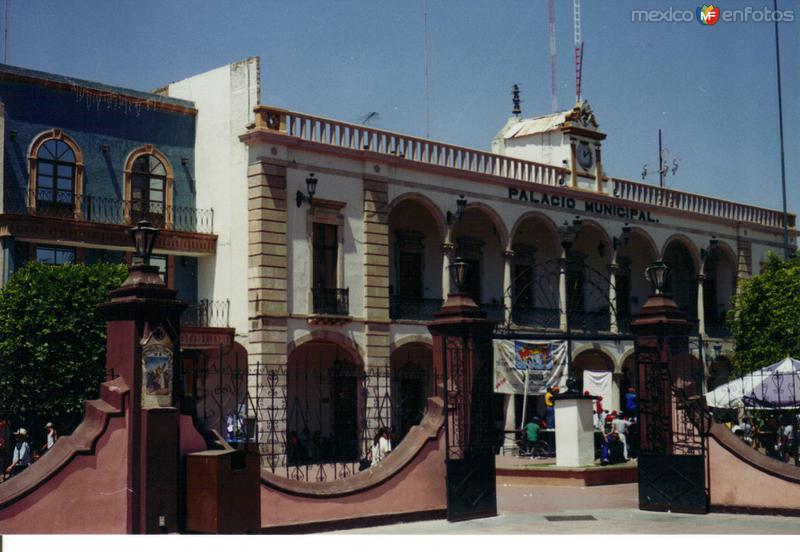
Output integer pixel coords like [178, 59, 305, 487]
[36, 139, 76, 216]
[36, 245, 75, 265]
[131, 155, 166, 227]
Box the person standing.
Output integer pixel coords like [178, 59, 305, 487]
[544, 387, 556, 429]
[5, 428, 32, 479]
[524, 417, 540, 455]
[40, 422, 58, 455]
[612, 414, 632, 460]
[370, 427, 392, 467]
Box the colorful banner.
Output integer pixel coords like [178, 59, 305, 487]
[492, 339, 568, 395]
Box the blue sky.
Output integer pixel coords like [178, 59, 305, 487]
[10, 0, 798, 216]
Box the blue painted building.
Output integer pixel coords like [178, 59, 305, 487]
[0, 64, 219, 304]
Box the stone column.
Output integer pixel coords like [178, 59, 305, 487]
[363, 175, 392, 453]
[441, 241, 454, 298]
[502, 249, 514, 325]
[609, 260, 618, 334]
[594, 143, 604, 193]
[559, 251, 568, 331]
[247, 159, 289, 461]
[696, 273, 706, 337]
[503, 393, 517, 450]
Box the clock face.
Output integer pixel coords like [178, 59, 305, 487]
[578, 142, 594, 170]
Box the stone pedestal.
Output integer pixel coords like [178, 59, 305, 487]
[554, 394, 596, 467]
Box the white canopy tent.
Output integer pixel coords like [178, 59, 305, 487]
[705, 357, 800, 410]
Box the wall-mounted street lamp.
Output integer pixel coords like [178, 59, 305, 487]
[645, 260, 670, 296]
[613, 223, 632, 250]
[700, 235, 719, 261]
[449, 257, 469, 293]
[558, 216, 582, 253]
[558, 159, 569, 186]
[296, 173, 318, 207]
[129, 219, 159, 266]
[446, 195, 467, 226]
[713, 344, 722, 361]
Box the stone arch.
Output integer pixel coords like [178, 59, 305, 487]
[575, 219, 612, 253]
[288, 330, 364, 368]
[123, 144, 175, 227]
[661, 234, 701, 271]
[387, 192, 447, 242]
[27, 128, 85, 217]
[390, 335, 433, 353]
[461, 202, 509, 251]
[509, 211, 560, 245]
[627, 226, 659, 260]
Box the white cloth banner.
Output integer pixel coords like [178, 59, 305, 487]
[582, 370, 613, 404]
[493, 339, 568, 395]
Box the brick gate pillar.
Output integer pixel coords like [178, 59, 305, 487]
[99, 261, 187, 534]
[631, 280, 692, 454]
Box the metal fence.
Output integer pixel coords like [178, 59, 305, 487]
[184, 350, 434, 482]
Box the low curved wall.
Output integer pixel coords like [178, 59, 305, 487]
[708, 422, 800, 514]
[260, 397, 447, 530]
[0, 380, 130, 534]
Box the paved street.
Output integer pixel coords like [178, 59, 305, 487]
[333, 482, 800, 535]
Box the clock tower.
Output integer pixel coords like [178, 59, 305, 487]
[492, 100, 608, 194]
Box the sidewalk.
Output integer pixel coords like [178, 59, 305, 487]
[332, 483, 800, 535]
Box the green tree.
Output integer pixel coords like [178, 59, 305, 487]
[0, 262, 127, 439]
[728, 252, 800, 376]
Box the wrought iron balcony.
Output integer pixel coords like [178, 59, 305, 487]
[181, 299, 230, 328]
[569, 309, 611, 333]
[312, 287, 349, 316]
[389, 296, 443, 321]
[511, 306, 560, 329]
[4, 188, 214, 234]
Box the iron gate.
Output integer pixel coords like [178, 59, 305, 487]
[637, 335, 710, 513]
[442, 333, 497, 522]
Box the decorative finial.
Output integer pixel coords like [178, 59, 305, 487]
[512, 84, 521, 116]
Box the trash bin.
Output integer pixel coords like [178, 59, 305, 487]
[185, 448, 260, 533]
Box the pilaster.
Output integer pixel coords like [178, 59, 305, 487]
[363, 176, 390, 322]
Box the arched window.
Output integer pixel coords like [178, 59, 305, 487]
[131, 154, 166, 225]
[124, 145, 173, 228]
[28, 130, 84, 218]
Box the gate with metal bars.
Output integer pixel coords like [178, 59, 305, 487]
[637, 335, 710, 513]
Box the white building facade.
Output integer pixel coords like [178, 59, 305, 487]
[232, 98, 794, 454]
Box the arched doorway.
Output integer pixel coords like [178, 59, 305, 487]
[703, 245, 737, 338]
[287, 340, 365, 464]
[388, 196, 445, 321]
[390, 343, 434, 440]
[573, 349, 616, 408]
[663, 239, 699, 328]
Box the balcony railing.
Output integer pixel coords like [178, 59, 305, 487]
[389, 296, 443, 321]
[569, 309, 611, 333]
[511, 306, 561, 329]
[253, 106, 795, 231]
[312, 287, 349, 316]
[181, 299, 230, 328]
[4, 188, 214, 234]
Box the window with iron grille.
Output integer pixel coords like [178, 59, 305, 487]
[36, 139, 76, 213]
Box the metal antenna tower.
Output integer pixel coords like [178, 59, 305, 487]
[574, 0, 584, 103]
[548, 0, 557, 112]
